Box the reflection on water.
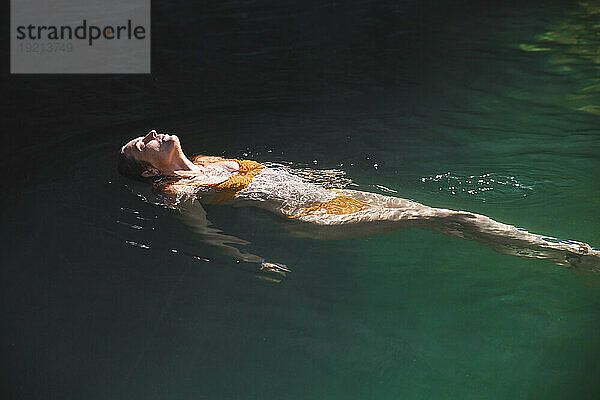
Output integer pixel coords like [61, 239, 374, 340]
[520, 1, 600, 115]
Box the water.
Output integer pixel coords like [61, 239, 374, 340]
[3, 1, 600, 398]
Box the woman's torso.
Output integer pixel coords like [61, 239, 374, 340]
[191, 158, 337, 216]
[174, 158, 416, 221]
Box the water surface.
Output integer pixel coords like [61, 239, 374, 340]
[3, 1, 600, 398]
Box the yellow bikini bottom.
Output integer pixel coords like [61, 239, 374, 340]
[290, 195, 370, 218]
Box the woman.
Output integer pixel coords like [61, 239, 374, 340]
[119, 130, 600, 274]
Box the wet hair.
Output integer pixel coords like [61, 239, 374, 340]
[117, 150, 156, 183]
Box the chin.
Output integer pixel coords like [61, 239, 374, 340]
[168, 136, 184, 152]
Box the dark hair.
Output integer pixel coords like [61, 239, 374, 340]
[117, 151, 156, 183]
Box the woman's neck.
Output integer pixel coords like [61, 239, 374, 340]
[162, 151, 201, 175]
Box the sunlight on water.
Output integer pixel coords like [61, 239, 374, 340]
[519, 1, 600, 116]
[420, 171, 534, 200]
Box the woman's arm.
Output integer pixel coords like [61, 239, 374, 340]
[176, 199, 291, 278]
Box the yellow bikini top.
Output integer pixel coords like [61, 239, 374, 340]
[195, 157, 264, 204]
[153, 156, 263, 204]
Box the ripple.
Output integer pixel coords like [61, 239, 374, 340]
[116, 220, 144, 230]
[263, 161, 355, 189]
[125, 240, 150, 250]
[373, 184, 398, 194]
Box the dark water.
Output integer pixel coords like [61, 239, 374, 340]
[3, 1, 600, 398]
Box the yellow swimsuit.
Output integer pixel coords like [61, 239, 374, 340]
[200, 158, 264, 204]
[156, 156, 370, 218]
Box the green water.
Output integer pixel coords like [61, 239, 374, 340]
[3, 1, 600, 398]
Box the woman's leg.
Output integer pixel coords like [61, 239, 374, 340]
[428, 210, 600, 269]
[289, 189, 600, 270]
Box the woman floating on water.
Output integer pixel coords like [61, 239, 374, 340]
[119, 130, 600, 275]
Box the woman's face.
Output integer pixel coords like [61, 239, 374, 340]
[121, 130, 182, 172]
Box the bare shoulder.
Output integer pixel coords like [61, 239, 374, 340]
[192, 155, 240, 171]
[217, 160, 240, 171]
[191, 155, 226, 163]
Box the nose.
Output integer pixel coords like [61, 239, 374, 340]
[142, 130, 157, 143]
